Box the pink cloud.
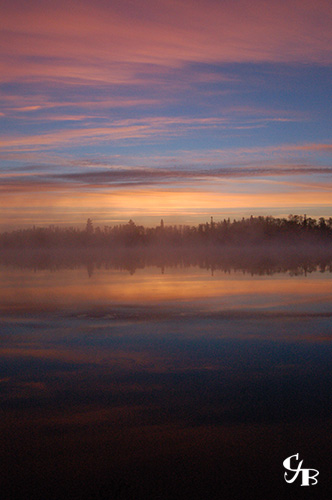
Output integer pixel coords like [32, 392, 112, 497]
[0, 95, 164, 120]
[1, 0, 332, 87]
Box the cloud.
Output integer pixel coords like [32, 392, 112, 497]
[1, 1, 331, 227]
[50, 165, 332, 184]
[0, 94, 163, 113]
[1, 162, 332, 192]
[161, 142, 332, 167]
[0, 111, 312, 154]
[1, 137, 332, 191]
[2, 0, 332, 88]
[0, 116, 230, 151]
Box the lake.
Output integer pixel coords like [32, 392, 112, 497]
[1, 257, 332, 499]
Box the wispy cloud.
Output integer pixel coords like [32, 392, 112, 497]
[1, 0, 331, 227]
[0, 110, 309, 153]
[47, 165, 332, 185]
[2, 0, 332, 89]
[1, 161, 332, 195]
[0, 116, 231, 151]
[0, 95, 163, 115]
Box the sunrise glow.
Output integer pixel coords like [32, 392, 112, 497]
[1, 0, 332, 228]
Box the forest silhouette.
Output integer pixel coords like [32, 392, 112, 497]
[1, 215, 332, 249]
[1, 215, 332, 275]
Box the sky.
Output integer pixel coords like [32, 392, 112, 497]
[1, 0, 332, 229]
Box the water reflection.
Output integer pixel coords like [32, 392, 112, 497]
[1, 260, 332, 499]
[1, 258, 332, 317]
[1, 245, 332, 276]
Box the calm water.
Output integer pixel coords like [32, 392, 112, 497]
[1, 260, 332, 499]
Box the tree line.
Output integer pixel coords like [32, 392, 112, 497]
[0, 215, 332, 248]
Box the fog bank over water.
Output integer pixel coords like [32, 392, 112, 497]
[1, 215, 332, 247]
[1, 216, 331, 273]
